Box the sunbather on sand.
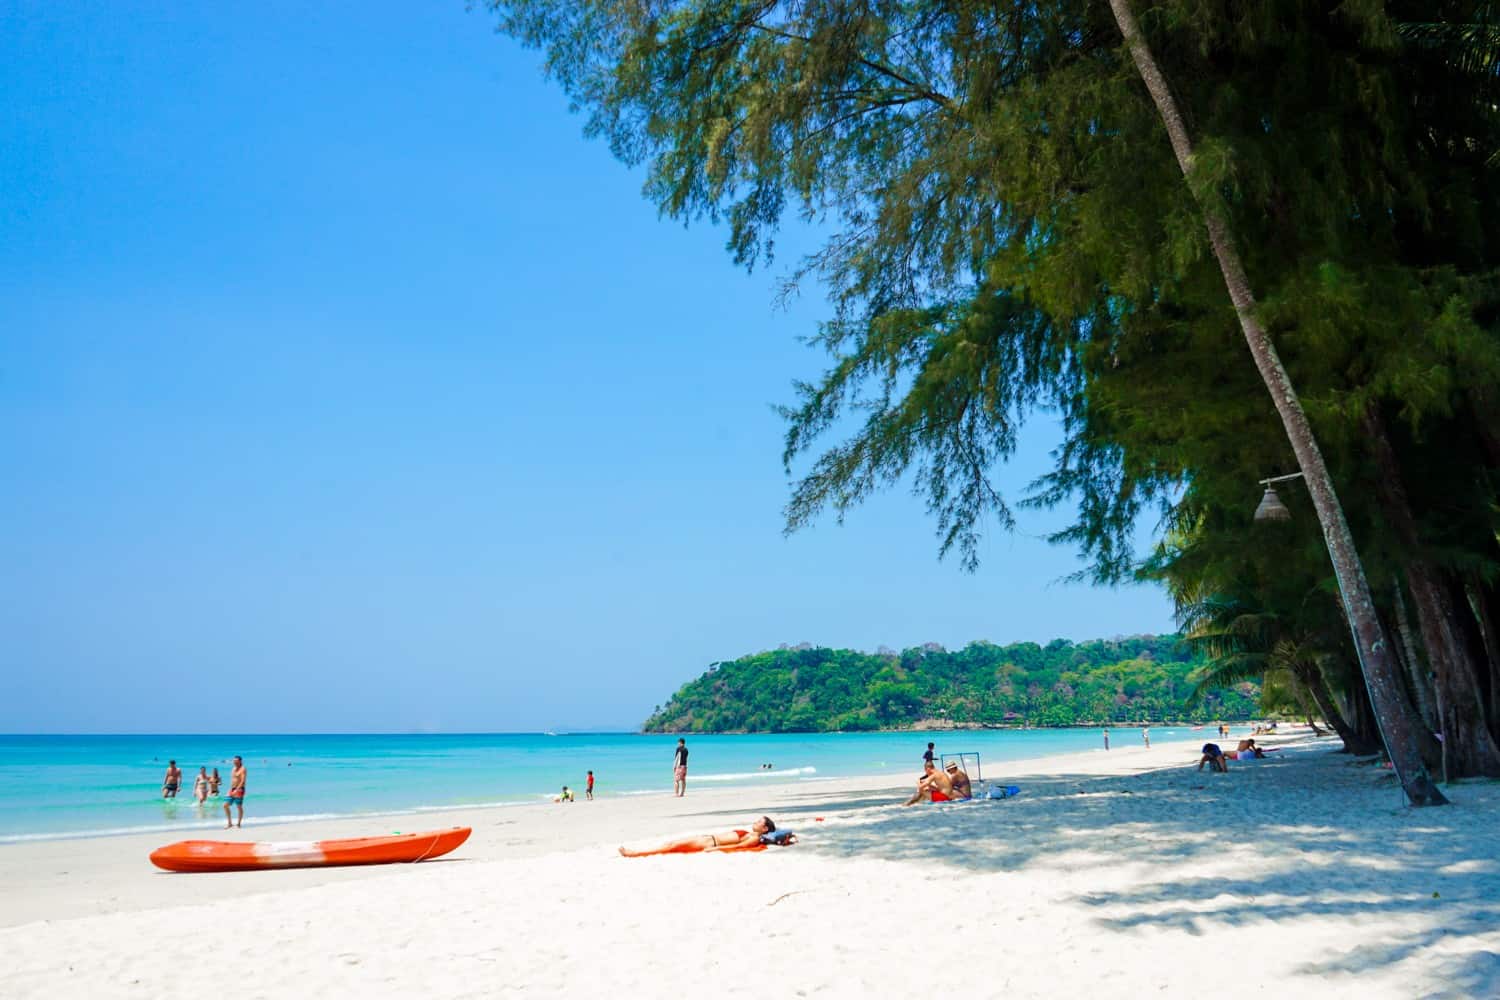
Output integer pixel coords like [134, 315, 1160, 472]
[618, 816, 789, 856]
[905, 761, 957, 805]
[1235, 738, 1276, 758]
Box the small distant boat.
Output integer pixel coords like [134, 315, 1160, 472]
[149, 827, 471, 873]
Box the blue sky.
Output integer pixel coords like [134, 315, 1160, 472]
[0, 1, 1174, 733]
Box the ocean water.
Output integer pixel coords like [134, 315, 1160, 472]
[0, 728, 1200, 842]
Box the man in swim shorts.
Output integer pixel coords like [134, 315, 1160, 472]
[1198, 743, 1228, 773]
[673, 738, 689, 797]
[904, 761, 956, 805]
[163, 760, 181, 798]
[224, 755, 247, 827]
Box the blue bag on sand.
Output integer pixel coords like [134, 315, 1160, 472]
[761, 829, 796, 846]
[987, 785, 1021, 799]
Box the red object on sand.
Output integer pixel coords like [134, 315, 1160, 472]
[626, 841, 766, 857]
[149, 827, 471, 872]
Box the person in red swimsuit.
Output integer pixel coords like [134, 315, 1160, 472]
[586, 770, 595, 800]
[618, 816, 785, 856]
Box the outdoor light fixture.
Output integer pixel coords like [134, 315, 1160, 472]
[1253, 472, 1304, 523]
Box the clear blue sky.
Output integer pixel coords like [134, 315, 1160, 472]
[0, 1, 1174, 733]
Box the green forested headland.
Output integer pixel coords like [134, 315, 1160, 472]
[643, 635, 1259, 733]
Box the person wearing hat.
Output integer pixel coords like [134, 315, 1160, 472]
[943, 759, 973, 801]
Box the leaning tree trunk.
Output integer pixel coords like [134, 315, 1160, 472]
[1392, 582, 1438, 731]
[1107, 0, 1446, 804]
[1468, 575, 1500, 728]
[1295, 661, 1379, 755]
[1363, 407, 1500, 776]
[1436, 572, 1500, 776]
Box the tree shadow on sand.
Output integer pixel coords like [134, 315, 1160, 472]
[788, 742, 1500, 992]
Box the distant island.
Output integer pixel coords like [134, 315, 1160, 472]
[643, 635, 1260, 733]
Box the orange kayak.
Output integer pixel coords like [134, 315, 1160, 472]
[149, 826, 471, 873]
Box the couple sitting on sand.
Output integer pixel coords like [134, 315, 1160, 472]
[619, 816, 797, 856]
[904, 759, 972, 805]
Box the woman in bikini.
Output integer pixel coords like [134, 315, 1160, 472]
[618, 816, 787, 856]
[193, 767, 210, 805]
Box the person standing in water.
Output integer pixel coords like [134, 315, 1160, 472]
[223, 755, 247, 828]
[922, 742, 936, 767]
[209, 767, 221, 796]
[1103, 728, 1110, 750]
[1142, 726, 1151, 749]
[673, 738, 689, 797]
[162, 760, 182, 799]
[193, 767, 210, 804]
[586, 770, 595, 800]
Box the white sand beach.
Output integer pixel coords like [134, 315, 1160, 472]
[3, 732, 1497, 999]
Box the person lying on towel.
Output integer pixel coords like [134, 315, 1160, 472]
[618, 816, 795, 856]
[1236, 739, 1277, 758]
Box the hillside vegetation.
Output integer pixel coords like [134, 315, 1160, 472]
[643, 635, 1260, 733]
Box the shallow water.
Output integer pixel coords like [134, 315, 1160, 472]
[0, 728, 1197, 841]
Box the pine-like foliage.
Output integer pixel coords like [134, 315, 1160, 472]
[493, 1, 1500, 775]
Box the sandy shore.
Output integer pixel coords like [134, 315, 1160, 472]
[3, 732, 1496, 998]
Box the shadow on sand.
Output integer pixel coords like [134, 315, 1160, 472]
[754, 741, 1499, 994]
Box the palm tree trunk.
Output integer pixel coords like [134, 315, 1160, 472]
[1392, 581, 1438, 731]
[1107, 0, 1445, 804]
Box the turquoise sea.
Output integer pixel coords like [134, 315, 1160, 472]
[0, 729, 1202, 842]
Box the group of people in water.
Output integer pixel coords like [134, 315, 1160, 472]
[160, 759, 217, 802]
[161, 756, 248, 827]
[1101, 727, 1154, 749]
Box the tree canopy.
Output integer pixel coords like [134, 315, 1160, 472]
[493, 1, 1500, 779]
